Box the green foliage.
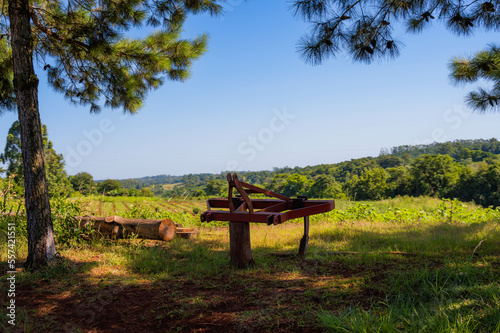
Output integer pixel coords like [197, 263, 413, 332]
[308, 174, 344, 198]
[292, 1, 500, 113]
[69, 171, 96, 195]
[1, 121, 73, 197]
[450, 44, 500, 112]
[204, 179, 226, 196]
[345, 167, 388, 200]
[293, 0, 500, 64]
[457, 148, 497, 162]
[334, 157, 379, 181]
[80, 139, 500, 206]
[96, 186, 158, 197]
[378, 155, 404, 168]
[45, 145, 73, 198]
[2, 0, 224, 270]
[122, 202, 161, 219]
[0, 201, 28, 263]
[410, 155, 462, 197]
[453, 164, 500, 207]
[268, 173, 312, 197]
[97, 179, 122, 194]
[0, 196, 92, 248]
[267, 173, 288, 193]
[279, 173, 311, 197]
[120, 178, 143, 190]
[51, 199, 93, 246]
[388, 138, 500, 159]
[319, 263, 500, 332]
[0, 120, 23, 187]
[0, 38, 15, 112]
[150, 184, 165, 196]
[386, 166, 411, 197]
[315, 198, 500, 225]
[139, 187, 154, 197]
[0, 174, 22, 208]
[0, 0, 224, 114]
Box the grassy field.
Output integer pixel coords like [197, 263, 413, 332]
[72, 195, 207, 217]
[1, 196, 499, 332]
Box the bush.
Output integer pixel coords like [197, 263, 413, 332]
[51, 199, 93, 246]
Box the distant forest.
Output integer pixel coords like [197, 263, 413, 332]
[96, 138, 500, 207]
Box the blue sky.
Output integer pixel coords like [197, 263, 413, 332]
[1, 1, 499, 180]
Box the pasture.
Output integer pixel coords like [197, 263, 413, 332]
[1, 196, 499, 332]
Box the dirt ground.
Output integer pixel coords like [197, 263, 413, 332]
[5, 256, 395, 333]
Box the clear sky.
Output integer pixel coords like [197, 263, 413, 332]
[1, 1, 499, 180]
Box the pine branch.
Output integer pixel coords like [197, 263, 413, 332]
[294, 0, 500, 63]
[30, 6, 90, 51]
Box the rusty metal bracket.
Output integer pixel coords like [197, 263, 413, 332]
[201, 173, 335, 257]
[201, 173, 334, 226]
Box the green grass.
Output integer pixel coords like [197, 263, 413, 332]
[73, 195, 208, 216]
[0, 196, 499, 332]
[318, 262, 500, 332]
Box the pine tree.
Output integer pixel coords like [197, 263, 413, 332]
[1, 120, 77, 198]
[0, 120, 23, 187]
[293, 0, 500, 64]
[45, 141, 73, 198]
[292, 0, 500, 112]
[449, 45, 500, 112]
[0, 0, 224, 269]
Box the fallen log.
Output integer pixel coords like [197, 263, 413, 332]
[3, 212, 190, 242]
[77, 215, 177, 241]
[77, 216, 118, 237]
[106, 215, 176, 241]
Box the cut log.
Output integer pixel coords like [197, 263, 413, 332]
[175, 227, 199, 239]
[77, 216, 119, 237]
[4, 213, 185, 242]
[76, 216, 176, 241]
[106, 216, 176, 241]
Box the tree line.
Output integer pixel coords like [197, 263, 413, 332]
[105, 138, 500, 207]
[190, 151, 499, 207]
[2, 124, 498, 207]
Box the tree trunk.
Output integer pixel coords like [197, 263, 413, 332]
[8, 0, 56, 269]
[229, 222, 254, 267]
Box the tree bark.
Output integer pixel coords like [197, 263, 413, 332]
[8, 0, 56, 269]
[229, 222, 254, 267]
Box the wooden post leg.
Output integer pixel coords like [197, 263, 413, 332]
[298, 216, 309, 257]
[229, 222, 255, 267]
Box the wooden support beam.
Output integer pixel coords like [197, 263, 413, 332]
[229, 221, 254, 267]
